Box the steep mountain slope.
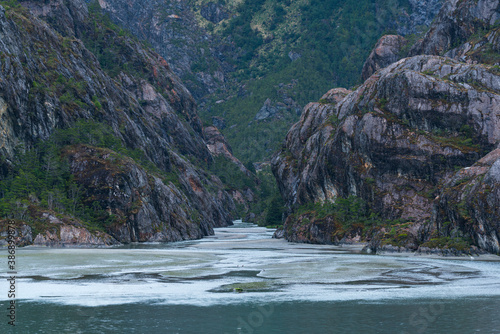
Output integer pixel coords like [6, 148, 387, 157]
[93, 0, 445, 166]
[409, 0, 500, 59]
[86, 0, 446, 225]
[85, 0, 229, 101]
[362, 0, 500, 79]
[0, 0, 242, 245]
[272, 0, 500, 255]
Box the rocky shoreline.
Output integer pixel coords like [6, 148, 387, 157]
[273, 226, 498, 258]
[0, 219, 120, 248]
[4, 220, 500, 260]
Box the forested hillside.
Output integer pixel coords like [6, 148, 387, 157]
[0, 0, 257, 245]
[96, 0, 443, 164]
[207, 0, 442, 163]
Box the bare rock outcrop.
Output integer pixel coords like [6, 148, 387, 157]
[361, 35, 408, 81]
[65, 145, 227, 243]
[0, 213, 119, 247]
[435, 148, 500, 254]
[361, 0, 500, 83]
[0, 1, 236, 246]
[397, 0, 445, 36]
[91, 0, 228, 100]
[273, 55, 500, 253]
[0, 221, 33, 247]
[274, 88, 351, 212]
[410, 0, 500, 58]
[34, 224, 118, 247]
[204, 126, 254, 175]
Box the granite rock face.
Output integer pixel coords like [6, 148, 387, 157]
[0, 1, 236, 246]
[273, 88, 351, 213]
[65, 145, 223, 243]
[397, 0, 444, 36]
[0, 221, 33, 247]
[273, 0, 500, 254]
[361, 35, 408, 81]
[91, 0, 229, 100]
[435, 148, 500, 254]
[362, 0, 500, 82]
[255, 98, 279, 121]
[20, 0, 90, 39]
[33, 224, 118, 246]
[203, 126, 251, 176]
[410, 0, 500, 58]
[1, 0, 201, 165]
[273, 55, 500, 253]
[0, 213, 119, 247]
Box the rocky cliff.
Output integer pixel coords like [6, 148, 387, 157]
[88, 0, 229, 100]
[273, 0, 500, 255]
[0, 0, 238, 246]
[364, 0, 500, 80]
[88, 0, 447, 168]
[410, 0, 500, 59]
[435, 148, 500, 254]
[361, 35, 408, 81]
[397, 0, 445, 36]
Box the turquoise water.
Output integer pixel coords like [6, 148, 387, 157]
[2, 221, 500, 333]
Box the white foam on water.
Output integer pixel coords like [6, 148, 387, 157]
[1, 221, 500, 307]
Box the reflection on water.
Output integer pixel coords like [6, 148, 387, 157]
[1, 220, 500, 333]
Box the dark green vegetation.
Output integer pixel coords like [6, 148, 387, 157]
[420, 235, 474, 252]
[0, 1, 259, 238]
[0, 116, 210, 233]
[205, 0, 416, 163]
[211, 160, 283, 226]
[210, 156, 255, 191]
[0, 121, 123, 232]
[280, 196, 417, 246]
[286, 198, 476, 253]
[292, 196, 406, 231]
[264, 193, 285, 227]
[0, 0, 21, 9]
[0, 0, 20, 9]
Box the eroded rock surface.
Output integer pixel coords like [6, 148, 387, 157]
[436, 148, 500, 254]
[361, 35, 408, 81]
[91, 0, 229, 100]
[410, 0, 500, 58]
[273, 55, 500, 253]
[0, 1, 236, 246]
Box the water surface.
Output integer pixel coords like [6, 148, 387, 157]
[1, 221, 500, 333]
